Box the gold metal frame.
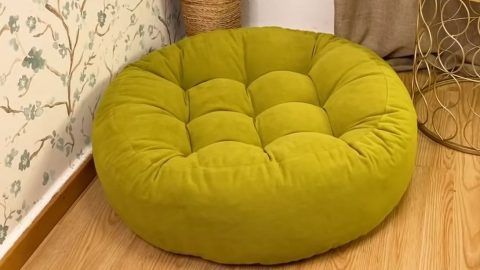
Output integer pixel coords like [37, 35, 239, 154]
[413, 0, 480, 155]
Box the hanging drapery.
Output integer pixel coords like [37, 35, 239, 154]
[334, 0, 418, 71]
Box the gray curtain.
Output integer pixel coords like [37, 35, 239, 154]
[334, 0, 418, 71]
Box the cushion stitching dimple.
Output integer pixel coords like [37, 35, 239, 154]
[247, 70, 307, 88]
[187, 78, 246, 90]
[105, 30, 399, 170]
[239, 29, 247, 84]
[175, 43, 183, 86]
[310, 34, 336, 62]
[192, 140, 265, 154]
[247, 71, 320, 115]
[309, 43, 379, 107]
[128, 43, 183, 86]
[381, 63, 390, 120]
[184, 74, 192, 153]
[304, 65, 334, 136]
[116, 66, 185, 99]
[111, 108, 183, 167]
[166, 140, 351, 170]
[317, 58, 377, 106]
[306, 74, 323, 110]
[324, 70, 385, 100]
[256, 102, 333, 146]
[263, 130, 339, 148]
[244, 83, 264, 149]
[187, 110, 255, 125]
[107, 68, 397, 169]
[319, 55, 390, 136]
[245, 85, 257, 117]
[187, 110, 263, 152]
[309, 32, 319, 69]
[185, 88, 191, 122]
[113, 103, 185, 123]
[255, 101, 321, 119]
[189, 107, 252, 122]
[251, 109, 273, 160]
[243, 68, 277, 160]
[185, 123, 193, 154]
[187, 78, 246, 92]
[320, 107, 335, 137]
[125, 65, 169, 82]
[337, 61, 391, 156]
[172, 43, 184, 86]
[179, 43, 186, 89]
[186, 78, 252, 120]
[242, 31, 248, 84]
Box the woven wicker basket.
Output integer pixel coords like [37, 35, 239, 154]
[181, 0, 241, 36]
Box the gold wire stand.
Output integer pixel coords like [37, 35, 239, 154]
[413, 0, 480, 155]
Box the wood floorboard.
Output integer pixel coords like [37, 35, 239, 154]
[22, 73, 480, 270]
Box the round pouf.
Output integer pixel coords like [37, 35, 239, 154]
[92, 27, 417, 265]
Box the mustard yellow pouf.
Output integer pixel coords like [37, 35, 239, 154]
[92, 27, 417, 265]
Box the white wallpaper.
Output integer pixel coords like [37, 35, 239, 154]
[0, 0, 182, 257]
[242, 0, 334, 34]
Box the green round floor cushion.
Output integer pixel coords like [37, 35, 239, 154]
[92, 27, 417, 265]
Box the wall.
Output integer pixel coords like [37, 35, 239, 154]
[242, 0, 334, 34]
[0, 0, 182, 258]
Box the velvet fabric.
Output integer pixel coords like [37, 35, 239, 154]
[92, 27, 417, 265]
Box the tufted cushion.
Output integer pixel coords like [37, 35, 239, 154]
[92, 27, 417, 265]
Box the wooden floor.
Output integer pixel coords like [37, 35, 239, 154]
[23, 74, 480, 270]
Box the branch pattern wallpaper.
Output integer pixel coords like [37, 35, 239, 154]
[0, 0, 181, 250]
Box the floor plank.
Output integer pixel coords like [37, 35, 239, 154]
[22, 73, 480, 270]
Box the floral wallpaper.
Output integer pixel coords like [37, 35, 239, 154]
[0, 0, 182, 255]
